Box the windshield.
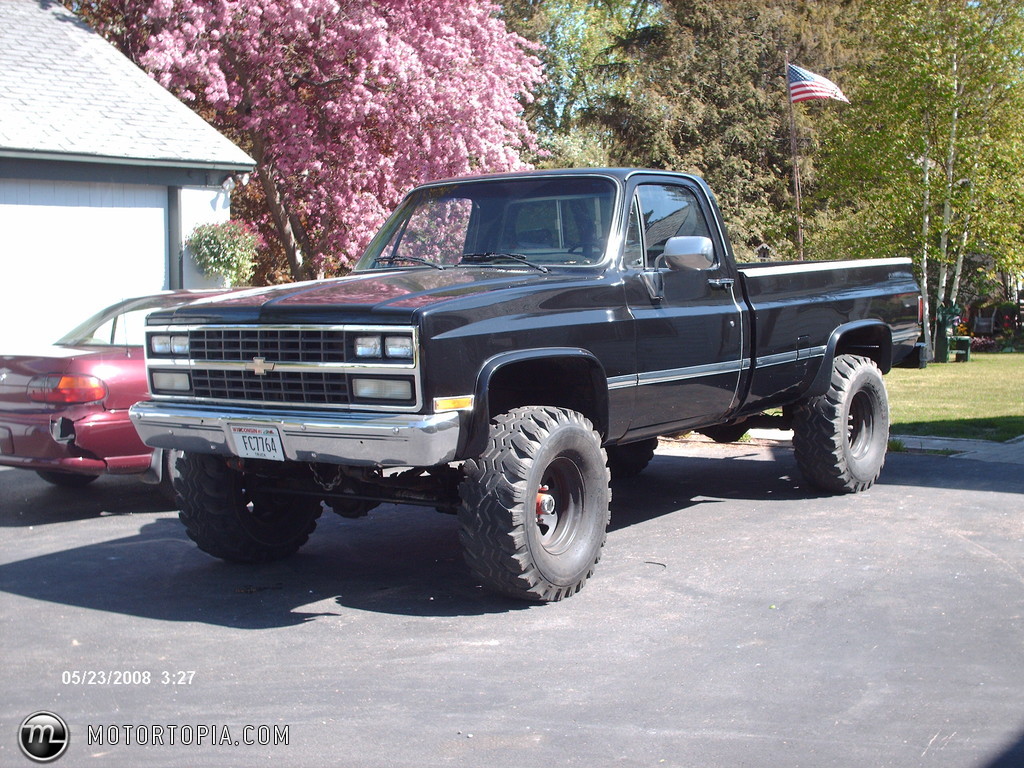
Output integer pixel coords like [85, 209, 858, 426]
[355, 176, 617, 270]
[56, 294, 204, 347]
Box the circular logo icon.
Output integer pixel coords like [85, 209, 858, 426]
[18, 711, 69, 763]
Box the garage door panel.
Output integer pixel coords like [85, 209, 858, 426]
[0, 179, 167, 346]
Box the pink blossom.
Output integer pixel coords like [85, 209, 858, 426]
[134, 0, 542, 278]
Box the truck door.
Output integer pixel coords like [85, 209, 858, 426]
[624, 180, 745, 433]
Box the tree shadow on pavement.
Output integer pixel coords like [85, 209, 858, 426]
[877, 451, 1024, 494]
[0, 448, 808, 625]
[2, 444, 1020, 626]
[0, 448, 812, 626]
[0, 509, 527, 626]
[982, 727, 1024, 768]
[0, 471, 173, 526]
[609, 446, 822, 531]
[629, 439, 1024, 506]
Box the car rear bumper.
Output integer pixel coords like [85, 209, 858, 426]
[0, 411, 152, 475]
[129, 401, 462, 467]
[0, 453, 153, 475]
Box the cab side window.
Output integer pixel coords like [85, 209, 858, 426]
[635, 184, 713, 268]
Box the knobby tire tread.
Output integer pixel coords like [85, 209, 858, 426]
[792, 354, 889, 494]
[175, 453, 322, 563]
[458, 406, 610, 602]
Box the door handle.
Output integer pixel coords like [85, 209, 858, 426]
[708, 278, 735, 290]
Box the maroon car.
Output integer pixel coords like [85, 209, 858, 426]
[0, 292, 220, 491]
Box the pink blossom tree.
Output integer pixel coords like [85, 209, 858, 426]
[134, 0, 542, 279]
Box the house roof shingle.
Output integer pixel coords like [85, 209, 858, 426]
[0, 0, 254, 171]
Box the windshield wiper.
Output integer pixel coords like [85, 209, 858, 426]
[459, 252, 549, 273]
[373, 255, 446, 270]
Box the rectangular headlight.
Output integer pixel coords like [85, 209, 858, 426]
[150, 335, 171, 355]
[384, 336, 414, 359]
[352, 378, 413, 401]
[152, 371, 191, 392]
[150, 334, 189, 356]
[355, 335, 382, 358]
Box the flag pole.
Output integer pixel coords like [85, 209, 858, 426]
[785, 53, 805, 261]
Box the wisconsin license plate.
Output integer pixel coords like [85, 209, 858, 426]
[229, 425, 285, 461]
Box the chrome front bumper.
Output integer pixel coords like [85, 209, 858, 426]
[128, 401, 461, 467]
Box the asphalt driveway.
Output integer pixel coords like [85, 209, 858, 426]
[1, 440, 1021, 767]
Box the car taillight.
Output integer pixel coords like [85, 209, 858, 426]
[27, 374, 107, 404]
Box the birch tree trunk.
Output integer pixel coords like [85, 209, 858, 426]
[935, 53, 960, 306]
[920, 134, 933, 360]
[950, 171, 976, 306]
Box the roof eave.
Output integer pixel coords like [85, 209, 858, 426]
[0, 147, 255, 173]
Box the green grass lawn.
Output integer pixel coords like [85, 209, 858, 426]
[885, 353, 1024, 442]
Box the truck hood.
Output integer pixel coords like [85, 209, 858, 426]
[163, 268, 576, 324]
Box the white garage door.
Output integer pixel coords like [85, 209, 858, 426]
[0, 178, 168, 348]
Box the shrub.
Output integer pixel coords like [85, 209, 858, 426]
[971, 336, 998, 353]
[185, 220, 258, 286]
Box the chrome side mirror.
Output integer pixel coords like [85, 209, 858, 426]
[662, 236, 715, 271]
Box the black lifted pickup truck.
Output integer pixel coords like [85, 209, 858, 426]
[131, 169, 922, 601]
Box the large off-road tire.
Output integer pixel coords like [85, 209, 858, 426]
[606, 437, 658, 479]
[792, 354, 890, 494]
[458, 406, 611, 602]
[175, 453, 322, 563]
[36, 470, 98, 488]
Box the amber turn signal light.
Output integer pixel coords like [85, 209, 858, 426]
[27, 374, 108, 404]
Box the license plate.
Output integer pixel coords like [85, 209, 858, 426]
[229, 425, 285, 461]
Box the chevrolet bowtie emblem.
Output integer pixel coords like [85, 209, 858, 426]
[246, 357, 276, 376]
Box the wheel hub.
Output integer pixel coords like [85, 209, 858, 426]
[536, 485, 557, 533]
[533, 457, 586, 554]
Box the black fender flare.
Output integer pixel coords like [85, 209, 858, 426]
[804, 320, 894, 400]
[460, 348, 609, 459]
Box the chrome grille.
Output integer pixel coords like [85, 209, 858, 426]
[192, 369, 349, 405]
[189, 328, 348, 363]
[148, 324, 420, 411]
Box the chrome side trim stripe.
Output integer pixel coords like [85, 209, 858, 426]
[607, 375, 637, 390]
[739, 257, 912, 278]
[608, 347, 827, 390]
[638, 359, 745, 385]
[755, 350, 797, 368]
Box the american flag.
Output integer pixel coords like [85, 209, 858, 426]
[787, 64, 849, 103]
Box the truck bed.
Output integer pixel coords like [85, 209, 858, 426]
[735, 257, 922, 412]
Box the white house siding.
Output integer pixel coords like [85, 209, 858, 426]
[0, 178, 167, 346]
